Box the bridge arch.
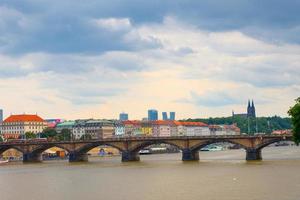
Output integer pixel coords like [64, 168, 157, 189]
[256, 137, 294, 150]
[0, 146, 25, 155]
[30, 144, 71, 155]
[75, 142, 125, 155]
[190, 139, 248, 151]
[129, 140, 183, 153]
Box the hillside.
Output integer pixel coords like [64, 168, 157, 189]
[183, 116, 291, 135]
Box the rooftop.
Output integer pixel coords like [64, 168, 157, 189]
[4, 114, 45, 123]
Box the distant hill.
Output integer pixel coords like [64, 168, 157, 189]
[182, 116, 291, 135]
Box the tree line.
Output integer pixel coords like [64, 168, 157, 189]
[183, 116, 291, 135]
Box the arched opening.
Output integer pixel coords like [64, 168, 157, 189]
[0, 147, 24, 162]
[126, 141, 182, 162]
[130, 141, 182, 154]
[258, 138, 298, 160]
[30, 145, 70, 162]
[191, 140, 247, 161]
[74, 143, 124, 162]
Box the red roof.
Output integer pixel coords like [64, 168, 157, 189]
[174, 121, 208, 127]
[123, 120, 141, 126]
[4, 114, 45, 123]
[152, 120, 175, 125]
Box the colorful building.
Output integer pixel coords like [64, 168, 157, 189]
[141, 120, 153, 136]
[45, 119, 63, 128]
[56, 121, 75, 133]
[114, 121, 125, 136]
[123, 120, 143, 136]
[152, 120, 177, 137]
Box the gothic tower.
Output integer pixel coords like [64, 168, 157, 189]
[251, 100, 256, 117]
[247, 99, 251, 117]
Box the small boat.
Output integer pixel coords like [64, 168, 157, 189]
[200, 145, 223, 151]
[139, 149, 151, 155]
[0, 160, 9, 164]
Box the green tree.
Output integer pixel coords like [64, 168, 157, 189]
[182, 115, 291, 134]
[41, 128, 57, 139]
[25, 132, 36, 139]
[56, 129, 72, 141]
[288, 97, 300, 145]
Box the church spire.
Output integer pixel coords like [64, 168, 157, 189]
[251, 99, 256, 117]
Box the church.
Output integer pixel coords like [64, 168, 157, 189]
[232, 100, 256, 118]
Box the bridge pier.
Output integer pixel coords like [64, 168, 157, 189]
[122, 151, 140, 162]
[23, 153, 42, 163]
[246, 148, 262, 161]
[69, 152, 88, 162]
[182, 148, 199, 161]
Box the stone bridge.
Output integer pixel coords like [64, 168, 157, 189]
[0, 135, 294, 162]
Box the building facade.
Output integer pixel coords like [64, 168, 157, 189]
[209, 124, 241, 135]
[56, 121, 75, 133]
[141, 120, 153, 136]
[0, 114, 48, 139]
[114, 121, 125, 136]
[174, 121, 210, 136]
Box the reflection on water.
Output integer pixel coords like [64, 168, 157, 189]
[1, 146, 300, 200]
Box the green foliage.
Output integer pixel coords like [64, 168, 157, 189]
[0, 136, 3, 142]
[56, 129, 72, 141]
[183, 115, 291, 135]
[25, 132, 36, 139]
[41, 128, 57, 139]
[288, 97, 300, 145]
[40, 128, 73, 141]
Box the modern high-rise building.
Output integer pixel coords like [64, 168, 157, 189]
[119, 112, 129, 121]
[0, 109, 3, 123]
[169, 112, 176, 120]
[148, 109, 158, 121]
[162, 112, 168, 120]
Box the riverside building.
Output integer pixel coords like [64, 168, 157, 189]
[0, 114, 47, 139]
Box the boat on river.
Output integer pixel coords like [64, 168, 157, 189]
[139, 149, 152, 155]
[200, 145, 223, 151]
[0, 160, 9, 164]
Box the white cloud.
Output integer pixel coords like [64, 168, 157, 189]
[91, 17, 132, 32]
[0, 16, 299, 119]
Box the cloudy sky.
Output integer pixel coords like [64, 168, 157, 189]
[0, 0, 299, 120]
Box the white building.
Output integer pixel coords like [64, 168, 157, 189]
[174, 121, 210, 136]
[0, 114, 48, 139]
[209, 124, 241, 135]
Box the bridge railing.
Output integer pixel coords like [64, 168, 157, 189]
[0, 134, 292, 145]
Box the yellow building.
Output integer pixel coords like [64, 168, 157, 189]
[141, 127, 152, 136]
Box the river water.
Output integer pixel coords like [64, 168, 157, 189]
[1, 146, 300, 200]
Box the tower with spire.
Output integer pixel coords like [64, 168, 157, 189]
[232, 99, 256, 118]
[247, 99, 256, 118]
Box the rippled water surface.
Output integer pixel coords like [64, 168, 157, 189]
[1, 146, 300, 200]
